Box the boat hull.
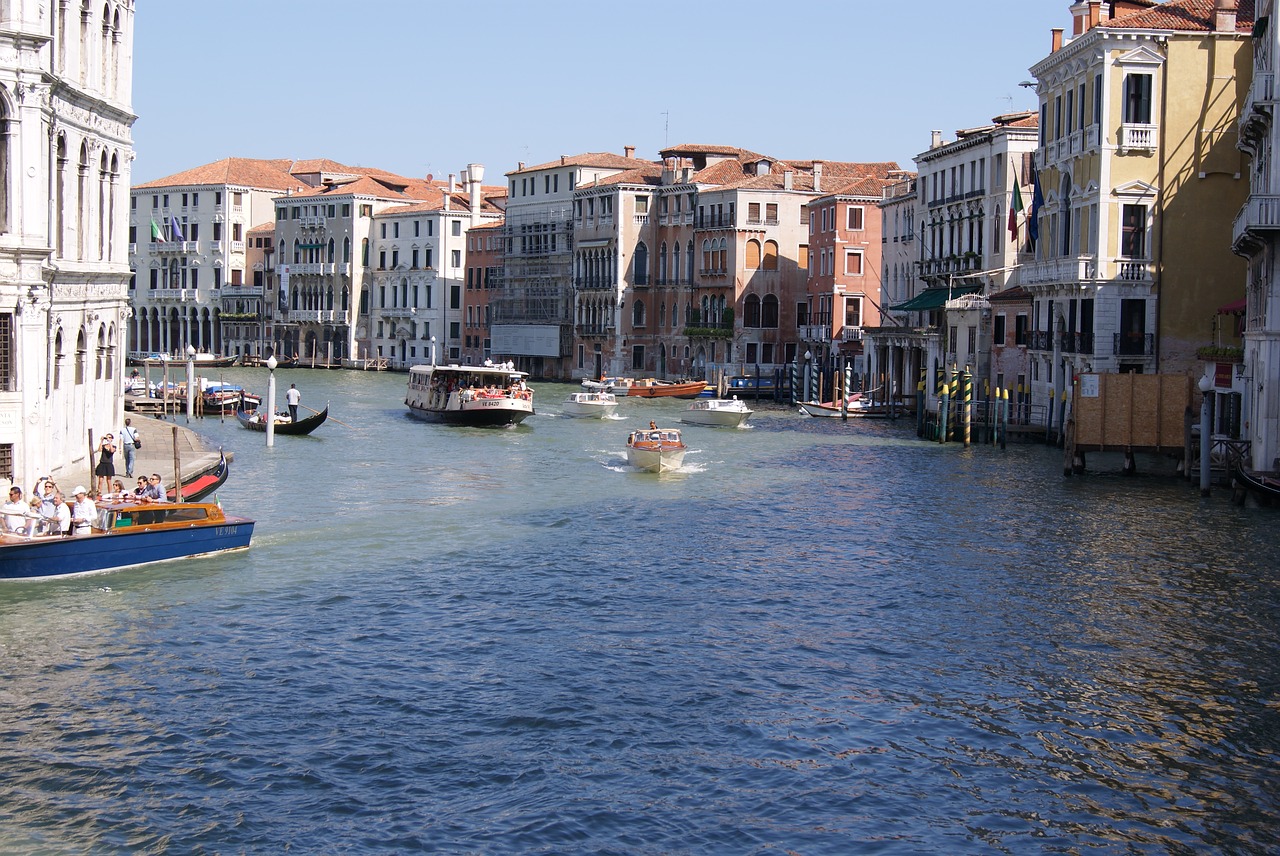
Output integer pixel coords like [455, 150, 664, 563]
[406, 400, 534, 426]
[626, 447, 686, 473]
[0, 511, 253, 581]
[626, 380, 707, 399]
[167, 453, 230, 503]
[236, 406, 329, 435]
[680, 400, 752, 428]
[798, 400, 873, 418]
[563, 402, 618, 418]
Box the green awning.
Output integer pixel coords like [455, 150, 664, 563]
[891, 284, 982, 312]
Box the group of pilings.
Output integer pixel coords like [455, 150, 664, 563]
[918, 366, 1014, 449]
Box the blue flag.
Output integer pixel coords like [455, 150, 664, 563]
[170, 216, 185, 242]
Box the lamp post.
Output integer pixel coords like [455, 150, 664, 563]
[430, 335, 437, 367]
[265, 355, 278, 447]
[1199, 373, 1215, 496]
[185, 344, 196, 422]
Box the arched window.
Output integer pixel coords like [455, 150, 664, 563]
[659, 302, 666, 328]
[744, 294, 761, 328]
[659, 242, 668, 283]
[761, 294, 779, 328]
[343, 236, 351, 263]
[634, 242, 649, 285]
[632, 299, 645, 328]
[717, 238, 728, 271]
[75, 329, 87, 384]
[762, 240, 778, 271]
[328, 238, 335, 263]
[745, 239, 762, 270]
[293, 238, 301, 264]
[362, 238, 369, 266]
[701, 239, 712, 272]
[0, 98, 8, 233]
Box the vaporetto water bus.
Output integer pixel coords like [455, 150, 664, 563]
[405, 361, 535, 427]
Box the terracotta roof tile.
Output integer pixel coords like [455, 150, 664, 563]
[511, 152, 657, 174]
[134, 157, 299, 190]
[1106, 0, 1254, 32]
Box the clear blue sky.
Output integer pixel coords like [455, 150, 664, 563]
[132, 1, 1066, 185]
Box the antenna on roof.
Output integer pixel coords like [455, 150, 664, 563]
[662, 111, 669, 146]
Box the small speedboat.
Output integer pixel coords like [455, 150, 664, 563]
[680, 397, 752, 428]
[582, 376, 635, 394]
[626, 378, 707, 399]
[626, 426, 687, 473]
[798, 394, 871, 418]
[562, 391, 619, 418]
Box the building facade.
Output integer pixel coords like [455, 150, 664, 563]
[462, 220, 505, 366]
[1, 0, 135, 488]
[1024, 0, 1251, 429]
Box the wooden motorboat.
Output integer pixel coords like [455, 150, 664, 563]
[0, 500, 254, 581]
[562, 391, 619, 418]
[727, 374, 779, 399]
[626, 378, 707, 399]
[167, 452, 230, 503]
[680, 397, 752, 428]
[236, 405, 329, 435]
[406, 362, 534, 427]
[582, 376, 635, 394]
[202, 383, 262, 414]
[626, 426, 687, 473]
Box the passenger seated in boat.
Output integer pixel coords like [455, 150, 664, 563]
[2, 486, 27, 533]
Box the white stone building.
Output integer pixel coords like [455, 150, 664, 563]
[1, 0, 135, 489]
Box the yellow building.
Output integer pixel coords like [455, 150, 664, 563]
[1021, 0, 1251, 421]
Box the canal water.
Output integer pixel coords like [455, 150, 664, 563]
[2, 368, 1279, 853]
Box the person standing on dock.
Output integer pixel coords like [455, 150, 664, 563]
[120, 418, 140, 478]
[286, 383, 301, 423]
[94, 434, 116, 495]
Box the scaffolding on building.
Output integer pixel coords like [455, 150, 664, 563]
[492, 204, 575, 332]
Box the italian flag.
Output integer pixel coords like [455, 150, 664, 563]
[150, 218, 163, 240]
[1008, 182, 1024, 242]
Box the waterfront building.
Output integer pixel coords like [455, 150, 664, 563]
[869, 174, 928, 402]
[802, 168, 901, 384]
[1, 1, 135, 489]
[129, 158, 298, 357]
[498, 150, 653, 379]
[364, 167, 504, 369]
[868, 114, 1038, 411]
[462, 220, 505, 366]
[1023, 0, 1252, 428]
[1233, 0, 1280, 471]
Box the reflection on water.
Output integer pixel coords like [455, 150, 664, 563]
[1, 372, 1279, 852]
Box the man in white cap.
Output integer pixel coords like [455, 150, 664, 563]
[70, 486, 96, 536]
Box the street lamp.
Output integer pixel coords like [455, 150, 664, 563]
[185, 344, 196, 422]
[1199, 373, 1215, 496]
[265, 354, 278, 447]
[430, 335, 437, 367]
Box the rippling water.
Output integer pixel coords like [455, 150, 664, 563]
[2, 369, 1279, 853]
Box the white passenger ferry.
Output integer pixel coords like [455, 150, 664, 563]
[405, 361, 534, 427]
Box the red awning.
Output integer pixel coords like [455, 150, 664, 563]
[1218, 297, 1247, 314]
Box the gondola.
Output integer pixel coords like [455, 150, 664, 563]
[166, 452, 230, 502]
[235, 405, 329, 436]
[1232, 462, 1280, 506]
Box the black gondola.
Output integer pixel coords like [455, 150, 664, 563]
[166, 451, 230, 502]
[235, 405, 329, 436]
[1232, 463, 1280, 505]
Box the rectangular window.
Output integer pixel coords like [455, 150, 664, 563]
[450, 284, 461, 309]
[1015, 313, 1028, 346]
[748, 202, 760, 222]
[765, 203, 778, 223]
[847, 206, 864, 231]
[1124, 73, 1152, 124]
[192, 192, 200, 207]
[1094, 73, 1102, 125]
[393, 222, 400, 238]
[844, 297, 862, 328]
[412, 249, 419, 269]
[1121, 205, 1147, 258]
[451, 249, 461, 267]
[452, 220, 461, 237]
[0, 313, 12, 392]
[994, 314, 1007, 345]
[844, 250, 864, 275]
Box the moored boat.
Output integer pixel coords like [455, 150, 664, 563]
[680, 397, 753, 428]
[625, 426, 687, 473]
[0, 500, 254, 581]
[201, 383, 262, 414]
[167, 452, 230, 502]
[582, 376, 635, 394]
[405, 362, 534, 427]
[727, 374, 779, 399]
[562, 391, 619, 418]
[236, 405, 329, 435]
[798, 395, 872, 418]
[1232, 463, 1280, 505]
[128, 352, 239, 368]
[626, 378, 707, 399]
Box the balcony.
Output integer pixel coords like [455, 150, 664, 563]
[1114, 332, 1154, 357]
[293, 262, 338, 276]
[1117, 259, 1152, 282]
[1119, 123, 1158, 153]
[220, 285, 265, 299]
[800, 325, 831, 342]
[380, 307, 418, 318]
[1242, 71, 1275, 132]
[230, 240, 246, 253]
[146, 288, 198, 303]
[1232, 194, 1280, 253]
[1017, 256, 1097, 287]
[1058, 331, 1094, 354]
[840, 326, 865, 342]
[1029, 330, 1052, 351]
[289, 309, 347, 324]
[299, 216, 327, 228]
[150, 240, 200, 254]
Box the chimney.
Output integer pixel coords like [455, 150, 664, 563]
[1089, 1, 1101, 29]
[448, 173, 457, 193]
[930, 130, 943, 149]
[1051, 28, 1064, 52]
[1213, 0, 1238, 33]
[560, 155, 567, 165]
[813, 161, 824, 193]
[624, 145, 635, 158]
[783, 171, 794, 191]
[467, 163, 483, 222]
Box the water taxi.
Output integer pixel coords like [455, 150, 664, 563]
[0, 500, 254, 581]
[405, 362, 534, 427]
[562, 390, 619, 418]
[626, 378, 707, 399]
[625, 426, 687, 473]
[680, 397, 753, 428]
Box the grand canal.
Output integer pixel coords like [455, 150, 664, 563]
[2, 367, 1279, 853]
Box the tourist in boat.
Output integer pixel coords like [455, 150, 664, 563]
[48, 493, 71, 535]
[2, 486, 26, 533]
[70, 486, 96, 536]
[286, 383, 301, 423]
[94, 433, 117, 495]
[38, 480, 57, 517]
[120, 417, 140, 478]
[134, 476, 148, 497]
[141, 474, 166, 503]
[25, 497, 45, 536]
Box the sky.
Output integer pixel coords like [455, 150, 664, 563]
[131, 0, 1067, 186]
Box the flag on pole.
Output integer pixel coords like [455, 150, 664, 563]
[1028, 169, 1044, 249]
[150, 218, 163, 241]
[170, 216, 185, 242]
[1008, 182, 1024, 242]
